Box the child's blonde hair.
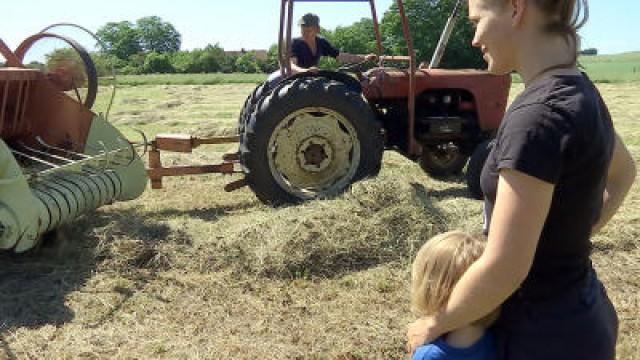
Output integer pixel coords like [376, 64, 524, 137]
[411, 230, 496, 325]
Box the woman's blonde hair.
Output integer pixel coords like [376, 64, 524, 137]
[492, 0, 589, 64]
[411, 231, 488, 319]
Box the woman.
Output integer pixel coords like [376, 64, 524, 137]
[290, 13, 376, 73]
[266, 13, 376, 86]
[406, 0, 636, 359]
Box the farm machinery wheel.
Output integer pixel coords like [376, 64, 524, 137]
[240, 77, 383, 205]
[14, 32, 98, 109]
[419, 143, 468, 177]
[466, 139, 494, 200]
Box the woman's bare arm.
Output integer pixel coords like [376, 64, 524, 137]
[592, 132, 637, 234]
[289, 57, 313, 74]
[407, 169, 554, 351]
[336, 52, 377, 63]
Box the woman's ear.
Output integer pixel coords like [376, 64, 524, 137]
[510, 0, 527, 27]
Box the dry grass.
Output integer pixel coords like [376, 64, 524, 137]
[0, 82, 638, 359]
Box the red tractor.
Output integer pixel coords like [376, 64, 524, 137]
[237, 0, 511, 204]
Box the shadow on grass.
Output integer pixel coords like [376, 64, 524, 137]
[0, 207, 192, 336]
[418, 175, 478, 200]
[145, 199, 260, 223]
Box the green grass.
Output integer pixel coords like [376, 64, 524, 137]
[580, 52, 640, 82]
[510, 51, 640, 83]
[103, 72, 268, 86]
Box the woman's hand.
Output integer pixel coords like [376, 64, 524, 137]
[363, 53, 378, 62]
[406, 316, 442, 354]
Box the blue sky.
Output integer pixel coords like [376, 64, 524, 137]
[1, 0, 638, 57]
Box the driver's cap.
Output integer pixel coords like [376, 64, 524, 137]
[298, 13, 320, 27]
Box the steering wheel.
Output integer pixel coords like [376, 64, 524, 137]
[337, 59, 377, 80]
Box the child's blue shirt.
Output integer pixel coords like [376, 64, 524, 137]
[412, 330, 497, 360]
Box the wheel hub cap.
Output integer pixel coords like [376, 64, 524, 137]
[268, 108, 360, 198]
[298, 137, 332, 172]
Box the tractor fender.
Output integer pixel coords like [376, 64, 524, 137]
[284, 70, 363, 94]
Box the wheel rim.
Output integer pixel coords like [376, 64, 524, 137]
[14, 32, 98, 109]
[267, 107, 361, 199]
[425, 144, 462, 168]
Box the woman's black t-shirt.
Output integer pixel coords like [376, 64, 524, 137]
[291, 36, 339, 68]
[480, 73, 615, 300]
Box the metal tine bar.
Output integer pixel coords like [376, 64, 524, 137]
[36, 146, 132, 176]
[11, 149, 60, 169]
[113, 137, 137, 167]
[0, 80, 8, 132]
[16, 141, 76, 164]
[35, 136, 91, 160]
[21, 80, 31, 133]
[12, 80, 23, 134]
[94, 141, 111, 170]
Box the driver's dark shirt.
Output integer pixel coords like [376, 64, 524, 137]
[291, 36, 339, 68]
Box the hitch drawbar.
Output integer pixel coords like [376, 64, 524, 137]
[146, 134, 247, 191]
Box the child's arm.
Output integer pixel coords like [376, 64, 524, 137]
[407, 169, 552, 351]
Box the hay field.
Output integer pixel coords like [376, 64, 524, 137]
[0, 81, 638, 359]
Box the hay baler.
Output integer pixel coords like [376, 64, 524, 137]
[0, 25, 243, 253]
[0, 33, 150, 252]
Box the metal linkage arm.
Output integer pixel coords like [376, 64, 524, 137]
[146, 134, 244, 190]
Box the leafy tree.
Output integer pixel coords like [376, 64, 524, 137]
[93, 53, 125, 77]
[220, 54, 237, 73]
[580, 48, 598, 56]
[45, 48, 87, 86]
[170, 51, 197, 73]
[143, 52, 175, 73]
[380, 0, 484, 69]
[198, 44, 226, 72]
[259, 44, 280, 73]
[96, 21, 142, 60]
[235, 52, 261, 73]
[122, 53, 146, 75]
[329, 18, 378, 55]
[136, 16, 181, 53]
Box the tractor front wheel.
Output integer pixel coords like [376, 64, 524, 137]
[419, 144, 468, 177]
[241, 77, 383, 205]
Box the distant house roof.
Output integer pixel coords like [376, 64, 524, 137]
[224, 49, 268, 61]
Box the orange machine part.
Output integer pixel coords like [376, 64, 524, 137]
[364, 68, 512, 131]
[0, 68, 93, 152]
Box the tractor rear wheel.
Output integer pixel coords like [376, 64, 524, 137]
[419, 144, 468, 177]
[240, 77, 383, 205]
[466, 139, 494, 200]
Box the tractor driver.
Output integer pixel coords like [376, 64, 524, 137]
[290, 13, 377, 73]
[267, 13, 377, 86]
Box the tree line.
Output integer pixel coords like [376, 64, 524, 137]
[89, 16, 278, 75]
[27, 0, 488, 76]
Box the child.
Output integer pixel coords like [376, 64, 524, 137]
[410, 231, 499, 360]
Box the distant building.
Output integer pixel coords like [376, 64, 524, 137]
[225, 48, 268, 61]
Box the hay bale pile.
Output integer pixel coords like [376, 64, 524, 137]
[210, 176, 447, 278]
